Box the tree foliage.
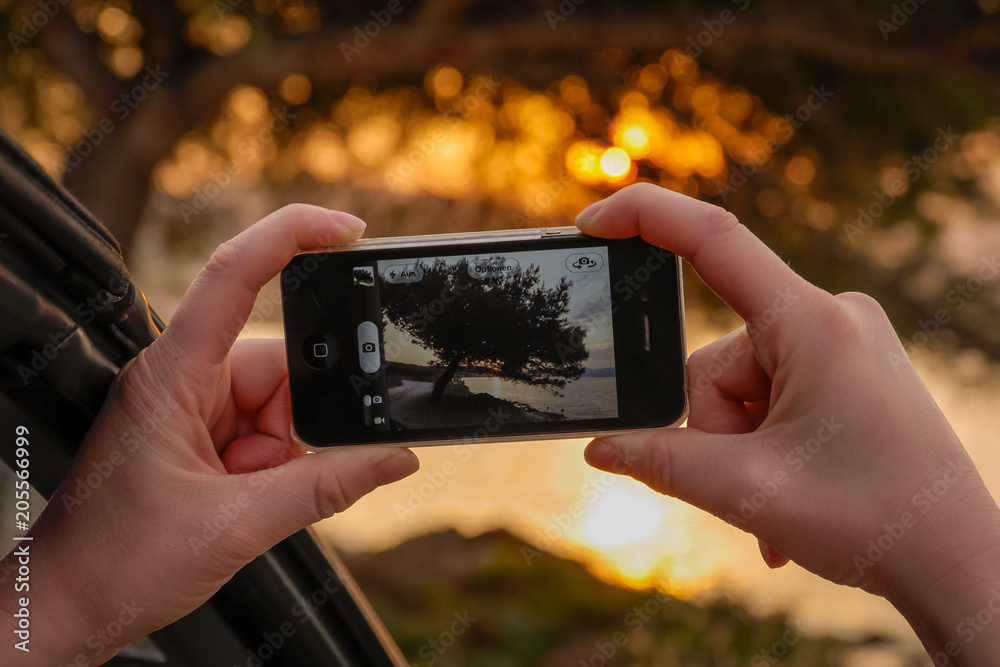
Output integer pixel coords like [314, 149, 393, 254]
[1, 0, 998, 364]
[380, 257, 588, 402]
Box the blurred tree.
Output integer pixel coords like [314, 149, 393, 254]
[1, 0, 998, 361]
[380, 257, 588, 403]
[342, 528, 928, 666]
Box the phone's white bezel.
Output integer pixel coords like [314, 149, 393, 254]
[286, 227, 689, 451]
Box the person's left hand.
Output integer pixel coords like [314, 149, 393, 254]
[12, 205, 419, 666]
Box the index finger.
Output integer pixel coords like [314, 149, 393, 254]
[164, 204, 366, 370]
[575, 183, 824, 322]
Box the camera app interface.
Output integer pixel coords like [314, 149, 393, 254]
[352, 246, 618, 434]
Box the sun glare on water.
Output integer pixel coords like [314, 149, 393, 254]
[581, 485, 663, 548]
[565, 475, 718, 595]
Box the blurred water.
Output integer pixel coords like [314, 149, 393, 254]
[462, 376, 618, 420]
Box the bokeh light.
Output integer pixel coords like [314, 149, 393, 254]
[600, 147, 632, 179]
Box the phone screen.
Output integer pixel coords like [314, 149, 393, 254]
[282, 231, 686, 448]
[355, 246, 618, 432]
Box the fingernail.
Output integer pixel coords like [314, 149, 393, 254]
[327, 210, 367, 234]
[374, 450, 419, 486]
[575, 199, 606, 231]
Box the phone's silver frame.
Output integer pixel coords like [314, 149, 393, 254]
[287, 226, 688, 450]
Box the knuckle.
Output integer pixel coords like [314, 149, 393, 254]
[312, 466, 357, 521]
[109, 346, 168, 406]
[835, 291, 886, 320]
[704, 204, 741, 234]
[820, 291, 892, 349]
[273, 202, 311, 220]
[642, 434, 677, 497]
[203, 238, 244, 278]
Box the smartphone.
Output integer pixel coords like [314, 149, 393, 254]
[280, 227, 687, 449]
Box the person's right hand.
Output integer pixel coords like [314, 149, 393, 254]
[577, 183, 1000, 663]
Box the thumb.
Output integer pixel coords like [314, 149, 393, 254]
[244, 447, 419, 545]
[585, 427, 754, 524]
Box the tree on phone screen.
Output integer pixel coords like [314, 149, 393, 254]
[381, 257, 589, 404]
